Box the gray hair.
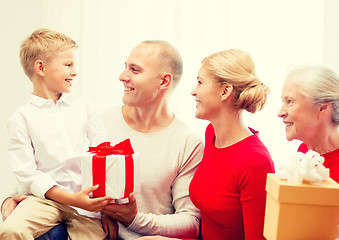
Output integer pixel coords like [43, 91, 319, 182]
[286, 64, 339, 124]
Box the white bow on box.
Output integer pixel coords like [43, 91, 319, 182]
[276, 150, 330, 184]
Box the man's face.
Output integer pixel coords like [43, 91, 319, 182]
[119, 43, 163, 108]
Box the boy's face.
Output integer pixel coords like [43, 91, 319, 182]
[39, 48, 77, 99]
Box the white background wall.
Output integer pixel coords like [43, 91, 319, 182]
[1, 0, 339, 218]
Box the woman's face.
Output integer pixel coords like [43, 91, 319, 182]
[278, 78, 320, 142]
[191, 65, 224, 121]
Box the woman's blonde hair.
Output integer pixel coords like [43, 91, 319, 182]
[202, 49, 269, 113]
[286, 64, 339, 124]
[20, 28, 78, 79]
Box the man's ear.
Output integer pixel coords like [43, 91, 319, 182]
[159, 73, 172, 90]
[34, 60, 45, 77]
[221, 84, 233, 101]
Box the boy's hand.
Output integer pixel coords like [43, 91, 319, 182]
[101, 193, 137, 227]
[73, 185, 111, 212]
[1, 194, 28, 221]
[45, 185, 111, 212]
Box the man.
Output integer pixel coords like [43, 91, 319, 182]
[1, 41, 203, 239]
[101, 41, 203, 239]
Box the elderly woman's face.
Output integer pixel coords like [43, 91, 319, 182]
[277, 78, 321, 142]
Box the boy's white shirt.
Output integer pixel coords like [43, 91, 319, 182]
[7, 93, 107, 218]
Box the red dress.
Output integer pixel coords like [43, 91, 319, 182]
[185, 124, 275, 240]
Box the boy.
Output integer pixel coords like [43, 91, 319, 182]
[0, 29, 110, 239]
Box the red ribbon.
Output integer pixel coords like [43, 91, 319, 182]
[88, 139, 135, 198]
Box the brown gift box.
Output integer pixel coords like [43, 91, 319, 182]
[264, 173, 339, 240]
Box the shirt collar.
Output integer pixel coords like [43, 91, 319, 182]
[28, 93, 71, 107]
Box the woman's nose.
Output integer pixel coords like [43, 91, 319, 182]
[277, 106, 286, 118]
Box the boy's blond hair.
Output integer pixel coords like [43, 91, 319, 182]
[20, 28, 78, 79]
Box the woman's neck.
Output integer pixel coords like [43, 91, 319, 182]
[211, 111, 252, 148]
[307, 126, 339, 155]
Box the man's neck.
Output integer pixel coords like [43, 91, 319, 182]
[122, 105, 174, 133]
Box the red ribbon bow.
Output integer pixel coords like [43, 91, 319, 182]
[89, 139, 135, 198]
[88, 139, 134, 156]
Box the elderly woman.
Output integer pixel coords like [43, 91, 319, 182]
[278, 65, 339, 182]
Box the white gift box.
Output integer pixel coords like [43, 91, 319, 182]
[81, 140, 140, 201]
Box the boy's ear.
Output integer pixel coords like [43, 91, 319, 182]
[221, 84, 233, 101]
[34, 60, 46, 77]
[159, 72, 172, 90]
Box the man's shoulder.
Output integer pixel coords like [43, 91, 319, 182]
[170, 117, 203, 143]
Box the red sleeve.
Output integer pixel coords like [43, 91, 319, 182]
[239, 152, 274, 240]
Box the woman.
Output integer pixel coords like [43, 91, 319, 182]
[138, 49, 274, 240]
[278, 65, 339, 182]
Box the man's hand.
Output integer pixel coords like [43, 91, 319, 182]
[1, 194, 27, 221]
[101, 193, 137, 227]
[102, 213, 119, 240]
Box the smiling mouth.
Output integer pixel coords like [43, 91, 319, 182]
[65, 79, 72, 84]
[284, 122, 294, 127]
[125, 87, 135, 91]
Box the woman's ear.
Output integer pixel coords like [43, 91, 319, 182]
[34, 60, 46, 77]
[159, 72, 172, 90]
[319, 102, 332, 119]
[221, 84, 233, 101]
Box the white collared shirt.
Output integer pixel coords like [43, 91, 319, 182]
[7, 94, 106, 200]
